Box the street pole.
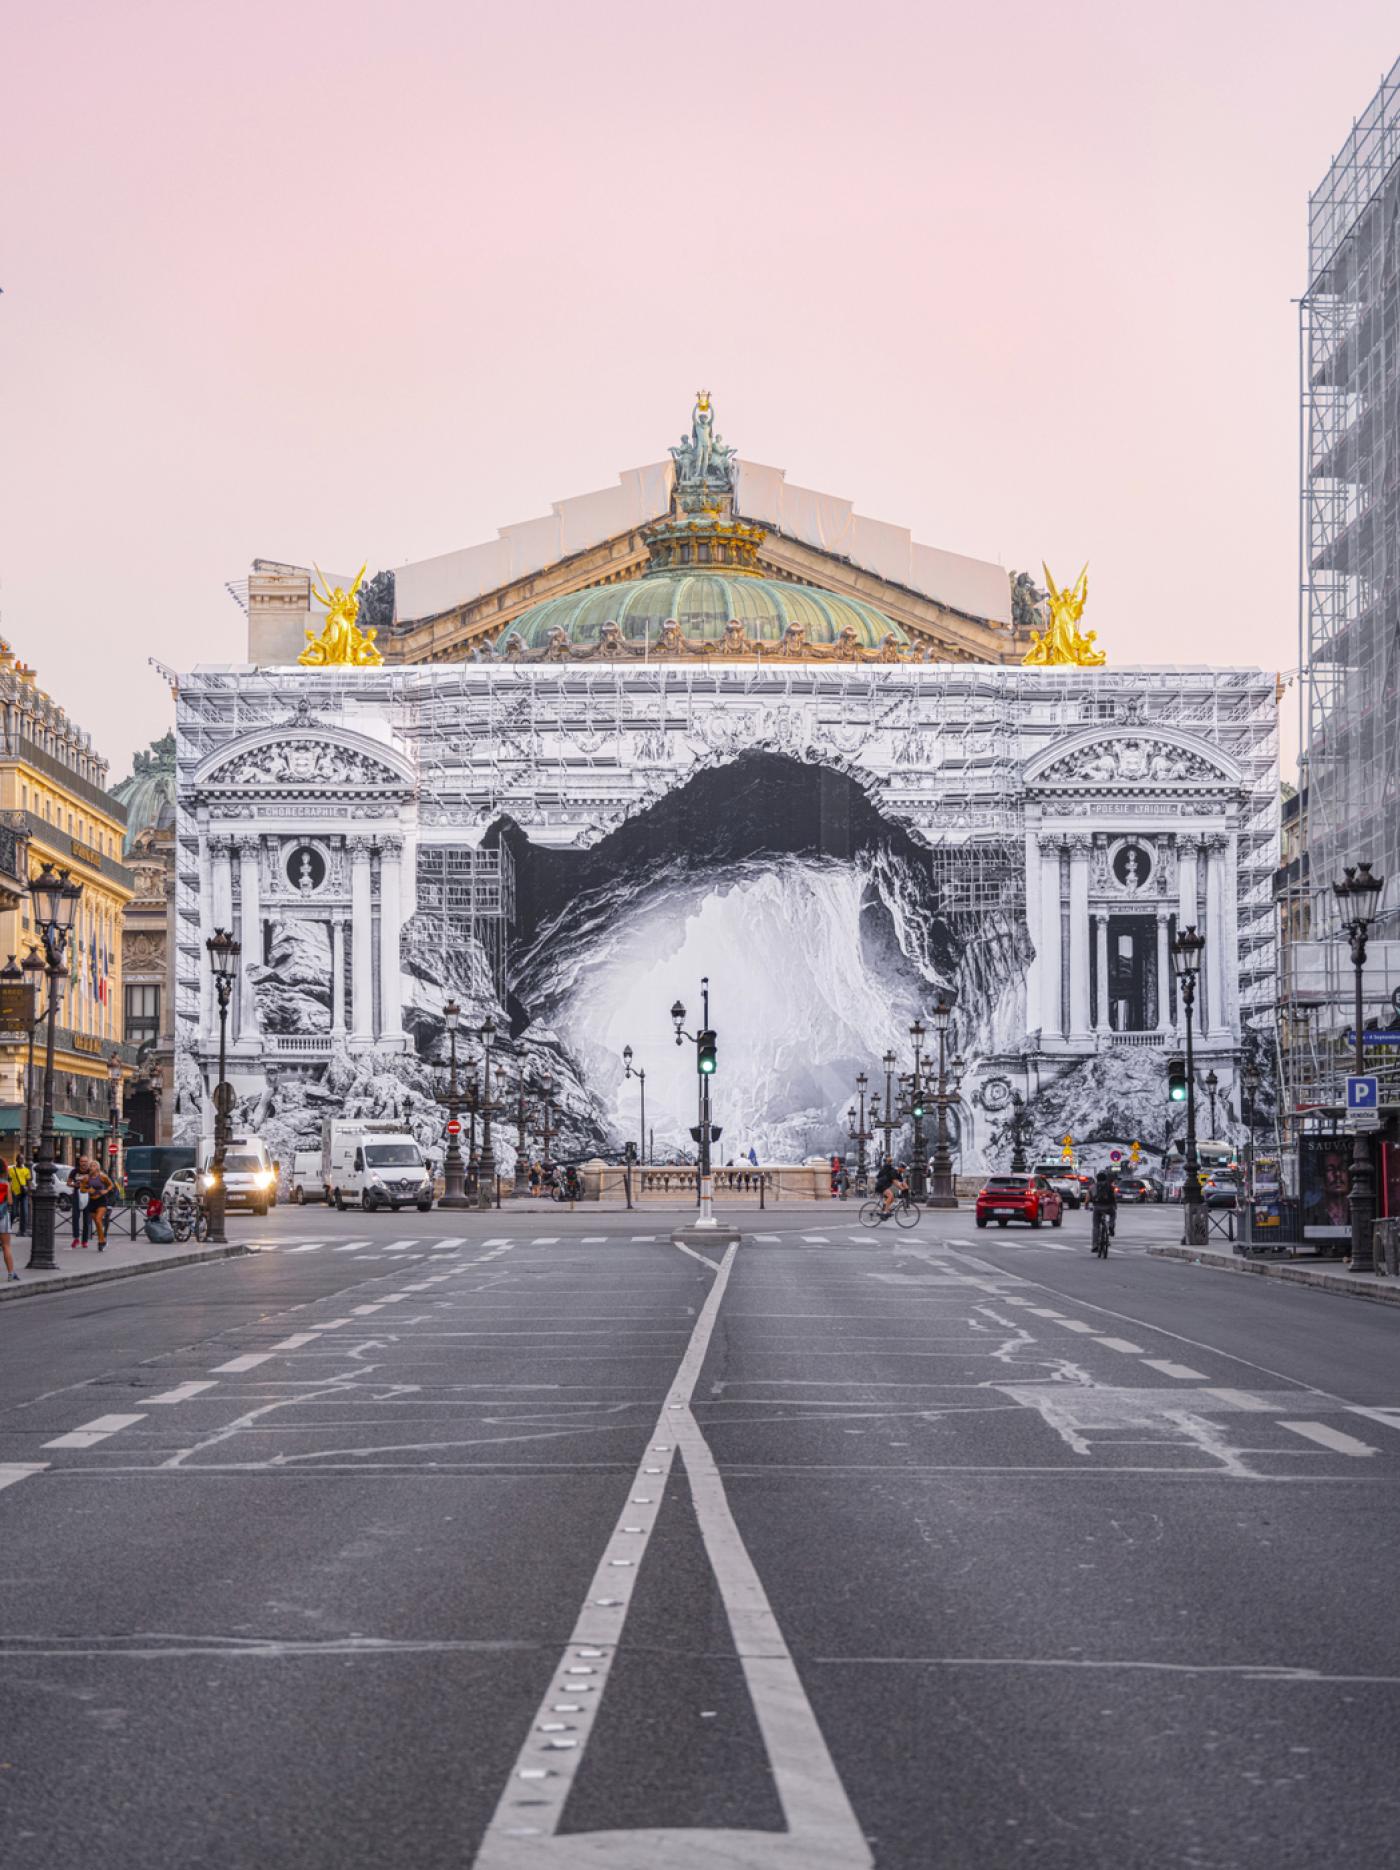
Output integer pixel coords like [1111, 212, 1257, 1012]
[204, 928, 239, 1247]
[439, 999, 469, 1208]
[1205, 1068, 1219, 1140]
[926, 1002, 958, 1208]
[477, 1018, 498, 1212]
[538, 1074, 556, 1180]
[26, 868, 84, 1272]
[623, 1045, 648, 1166]
[1009, 1092, 1029, 1173]
[1335, 861, 1384, 1272]
[1172, 925, 1207, 1248]
[107, 1051, 123, 1191]
[513, 1075, 531, 1197]
[1241, 1062, 1261, 1246]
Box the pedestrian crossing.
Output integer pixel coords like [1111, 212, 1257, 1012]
[245, 1226, 1127, 1258]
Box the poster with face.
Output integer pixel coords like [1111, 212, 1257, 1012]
[1300, 1134, 1354, 1239]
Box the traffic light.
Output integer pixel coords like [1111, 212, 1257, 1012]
[697, 1029, 717, 1075]
[1167, 1055, 1187, 1102]
[912, 1088, 926, 1118]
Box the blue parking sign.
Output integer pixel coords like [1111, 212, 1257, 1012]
[1347, 1074, 1379, 1111]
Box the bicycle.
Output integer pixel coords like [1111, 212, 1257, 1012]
[859, 1192, 921, 1229]
[169, 1191, 210, 1244]
[1091, 1208, 1111, 1257]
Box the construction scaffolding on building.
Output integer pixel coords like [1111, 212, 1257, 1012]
[1281, 54, 1400, 1129]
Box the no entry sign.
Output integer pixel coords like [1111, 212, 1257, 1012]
[446, 1119, 461, 1136]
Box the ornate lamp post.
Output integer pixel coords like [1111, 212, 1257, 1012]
[107, 1050, 123, 1189]
[25, 867, 82, 1272]
[926, 1000, 958, 1208]
[848, 1070, 871, 1188]
[204, 927, 240, 1246]
[907, 1017, 929, 1200]
[622, 1044, 648, 1165]
[512, 1071, 532, 1197]
[1204, 1068, 1220, 1139]
[476, 1017, 499, 1210]
[872, 1049, 899, 1168]
[1240, 1060, 1261, 1244]
[1009, 1091, 1030, 1173]
[1171, 925, 1207, 1248]
[536, 1072, 557, 1178]
[438, 999, 470, 1209]
[20, 944, 44, 1169]
[1334, 860, 1385, 1272]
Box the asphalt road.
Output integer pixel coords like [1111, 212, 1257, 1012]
[2, 1198, 1399, 1869]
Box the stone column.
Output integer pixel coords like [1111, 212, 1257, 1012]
[1220, 832, 1240, 1032]
[198, 831, 215, 1044]
[378, 836, 403, 1046]
[1023, 829, 1042, 1038]
[210, 836, 234, 1047]
[1068, 836, 1092, 1042]
[1203, 835, 1225, 1039]
[331, 917, 347, 1037]
[1094, 913, 1110, 1032]
[237, 837, 261, 1043]
[1156, 913, 1172, 1031]
[1177, 834, 1199, 939]
[1038, 836, 1063, 1038]
[350, 838, 374, 1042]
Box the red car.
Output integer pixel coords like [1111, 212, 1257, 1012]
[976, 1173, 1065, 1230]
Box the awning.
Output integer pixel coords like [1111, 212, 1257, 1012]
[0, 1108, 111, 1138]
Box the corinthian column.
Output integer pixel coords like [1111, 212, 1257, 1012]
[1068, 836, 1092, 1042]
[378, 836, 403, 1046]
[1203, 835, 1225, 1039]
[331, 917, 347, 1037]
[198, 831, 216, 1045]
[350, 838, 373, 1042]
[1024, 828, 1042, 1037]
[1156, 912, 1171, 1031]
[1038, 835, 1063, 1038]
[1094, 913, 1110, 1032]
[237, 837, 261, 1042]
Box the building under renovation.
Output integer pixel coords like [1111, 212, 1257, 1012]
[177, 401, 1279, 1173]
[1283, 57, 1400, 1128]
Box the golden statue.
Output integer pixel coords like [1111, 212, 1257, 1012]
[298, 564, 384, 668]
[1021, 563, 1106, 667]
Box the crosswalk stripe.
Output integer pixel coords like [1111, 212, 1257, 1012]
[45, 1412, 146, 1449]
[1280, 1420, 1378, 1458]
[287, 1244, 324, 1253]
[334, 1240, 370, 1251]
[1094, 1337, 1145, 1354]
[1208, 1388, 1280, 1412]
[1141, 1360, 1208, 1381]
[532, 1236, 561, 1244]
[147, 1381, 217, 1405]
[1348, 1406, 1400, 1433]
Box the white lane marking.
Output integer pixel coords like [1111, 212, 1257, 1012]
[1209, 1389, 1281, 1412]
[474, 1240, 870, 1870]
[1142, 1360, 1208, 1381]
[212, 1353, 274, 1374]
[630, 1235, 658, 1242]
[430, 1242, 463, 1251]
[351, 1304, 382, 1316]
[44, 1413, 146, 1450]
[1280, 1421, 1379, 1458]
[532, 1236, 561, 1244]
[310, 1318, 354, 1329]
[1348, 1406, 1400, 1433]
[581, 1236, 607, 1243]
[672, 1241, 719, 1271]
[752, 1233, 781, 1242]
[270, 1334, 319, 1350]
[146, 1381, 218, 1405]
[802, 1234, 829, 1243]
[1057, 1320, 1095, 1334]
[1028, 1308, 1065, 1318]
[287, 1244, 324, 1253]
[0, 1463, 48, 1492]
[334, 1240, 371, 1252]
[1095, 1337, 1145, 1354]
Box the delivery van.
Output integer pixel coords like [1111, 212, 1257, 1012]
[322, 1120, 433, 1212]
[198, 1135, 279, 1216]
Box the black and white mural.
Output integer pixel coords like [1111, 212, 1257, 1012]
[174, 663, 1279, 1174]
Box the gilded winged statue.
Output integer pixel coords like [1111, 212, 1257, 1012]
[1021, 563, 1105, 667]
[298, 564, 384, 668]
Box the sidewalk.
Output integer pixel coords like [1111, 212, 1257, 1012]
[0, 1232, 252, 1303]
[1148, 1242, 1400, 1308]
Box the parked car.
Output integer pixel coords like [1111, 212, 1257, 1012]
[1202, 1172, 1239, 1208]
[125, 1144, 196, 1209]
[288, 1149, 327, 1205]
[161, 1166, 200, 1210]
[976, 1173, 1064, 1230]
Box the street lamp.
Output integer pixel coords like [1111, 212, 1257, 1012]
[107, 1049, 123, 1189]
[1204, 1068, 1219, 1139]
[848, 1070, 870, 1189]
[20, 944, 44, 1170]
[872, 1049, 899, 1169]
[27, 865, 83, 1272]
[1334, 859, 1385, 1272]
[1240, 1060, 1262, 1244]
[204, 927, 240, 1246]
[672, 983, 719, 1229]
[438, 999, 469, 1209]
[925, 1000, 958, 1209]
[623, 1044, 648, 1165]
[512, 1069, 532, 1198]
[1171, 925, 1207, 1248]
[476, 1016, 499, 1211]
[1009, 1090, 1030, 1173]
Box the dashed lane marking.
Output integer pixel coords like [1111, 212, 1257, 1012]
[1209, 1389, 1282, 1412]
[1141, 1360, 1209, 1381]
[0, 1463, 48, 1493]
[1095, 1337, 1146, 1354]
[146, 1381, 218, 1405]
[333, 1240, 371, 1251]
[1280, 1420, 1379, 1458]
[270, 1333, 319, 1351]
[532, 1236, 561, 1245]
[44, 1413, 146, 1450]
[1058, 1320, 1096, 1334]
[212, 1353, 274, 1374]
[287, 1244, 325, 1253]
[1348, 1406, 1400, 1433]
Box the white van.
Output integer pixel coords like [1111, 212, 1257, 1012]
[322, 1120, 433, 1212]
[288, 1150, 327, 1204]
[199, 1135, 279, 1216]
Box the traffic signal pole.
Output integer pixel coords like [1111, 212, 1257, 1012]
[697, 979, 715, 1229]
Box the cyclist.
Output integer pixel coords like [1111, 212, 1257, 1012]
[878, 1159, 909, 1217]
[1090, 1168, 1117, 1255]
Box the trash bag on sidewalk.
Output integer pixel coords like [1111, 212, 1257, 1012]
[144, 1218, 176, 1244]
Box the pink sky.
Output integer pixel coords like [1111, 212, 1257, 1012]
[2, 0, 1396, 779]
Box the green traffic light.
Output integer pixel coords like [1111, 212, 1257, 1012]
[699, 1057, 716, 1074]
[1169, 1085, 1186, 1101]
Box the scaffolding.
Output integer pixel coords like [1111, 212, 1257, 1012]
[1282, 56, 1400, 1125]
[415, 845, 516, 1003]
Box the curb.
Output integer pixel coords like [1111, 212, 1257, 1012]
[0, 1243, 253, 1303]
[1148, 1243, 1400, 1307]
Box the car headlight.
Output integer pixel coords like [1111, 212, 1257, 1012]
[254, 1169, 275, 1189]
[200, 1172, 219, 1191]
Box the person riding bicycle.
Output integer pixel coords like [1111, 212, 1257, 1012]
[877, 1159, 908, 1215]
[1090, 1168, 1117, 1248]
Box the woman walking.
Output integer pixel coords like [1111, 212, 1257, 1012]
[87, 1157, 115, 1250]
[0, 1155, 17, 1281]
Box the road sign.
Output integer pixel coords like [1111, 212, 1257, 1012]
[1344, 1029, 1400, 1046]
[107, 1139, 118, 1156]
[446, 1118, 461, 1136]
[1346, 1075, 1378, 1112]
[1109, 1150, 1122, 1162]
[213, 1081, 236, 1116]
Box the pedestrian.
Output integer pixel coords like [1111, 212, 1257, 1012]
[0, 1154, 16, 1281]
[69, 1156, 93, 1248]
[11, 1153, 30, 1235]
[830, 1154, 841, 1199]
[86, 1157, 115, 1250]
